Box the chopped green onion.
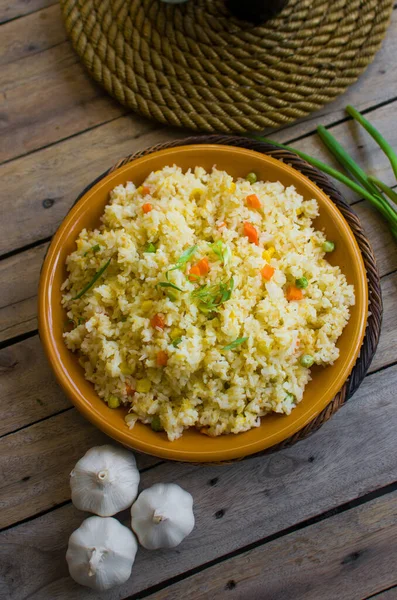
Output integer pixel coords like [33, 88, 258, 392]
[73, 258, 111, 300]
[246, 172, 257, 184]
[92, 244, 100, 253]
[166, 290, 178, 302]
[192, 277, 234, 312]
[295, 277, 308, 289]
[108, 395, 120, 409]
[151, 416, 163, 432]
[145, 242, 156, 253]
[78, 317, 85, 325]
[158, 282, 184, 292]
[300, 354, 314, 368]
[322, 241, 335, 253]
[222, 337, 248, 351]
[210, 241, 231, 266]
[168, 245, 197, 272]
[172, 337, 183, 347]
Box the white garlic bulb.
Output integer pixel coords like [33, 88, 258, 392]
[70, 445, 140, 516]
[66, 516, 138, 591]
[130, 483, 194, 549]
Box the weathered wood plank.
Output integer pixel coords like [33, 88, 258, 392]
[0, 5, 66, 66]
[150, 491, 397, 600]
[0, 335, 70, 436]
[0, 408, 161, 529]
[1, 194, 396, 344]
[0, 42, 130, 164]
[1, 100, 396, 256]
[369, 271, 397, 373]
[0, 0, 56, 23]
[369, 588, 397, 600]
[0, 363, 396, 597]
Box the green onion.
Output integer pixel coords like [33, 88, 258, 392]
[168, 245, 197, 272]
[295, 277, 308, 289]
[145, 242, 156, 253]
[108, 395, 120, 409]
[210, 241, 231, 266]
[346, 105, 397, 180]
[322, 241, 335, 253]
[92, 244, 100, 253]
[300, 354, 314, 368]
[158, 282, 184, 292]
[222, 337, 248, 351]
[151, 416, 163, 432]
[246, 172, 257, 184]
[73, 259, 111, 300]
[78, 317, 85, 325]
[368, 177, 397, 207]
[192, 277, 234, 312]
[172, 337, 183, 347]
[166, 290, 178, 302]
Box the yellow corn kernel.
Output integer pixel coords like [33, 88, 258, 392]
[296, 206, 304, 215]
[257, 341, 272, 355]
[137, 186, 143, 194]
[190, 188, 204, 201]
[136, 379, 151, 393]
[141, 301, 153, 312]
[120, 362, 133, 376]
[229, 311, 236, 320]
[229, 182, 236, 193]
[171, 327, 183, 339]
[262, 246, 275, 261]
[108, 395, 120, 409]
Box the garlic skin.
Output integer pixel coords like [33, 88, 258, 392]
[66, 516, 138, 591]
[130, 483, 194, 549]
[70, 445, 140, 516]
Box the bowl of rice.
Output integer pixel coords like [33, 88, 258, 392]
[38, 145, 368, 462]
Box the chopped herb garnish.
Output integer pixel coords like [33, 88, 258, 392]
[210, 240, 231, 266]
[84, 244, 101, 256]
[222, 337, 248, 351]
[158, 282, 184, 292]
[78, 317, 85, 325]
[172, 337, 183, 347]
[145, 242, 156, 253]
[72, 258, 111, 300]
[167, 245, 197, 273]
[192, 277, 234, 313]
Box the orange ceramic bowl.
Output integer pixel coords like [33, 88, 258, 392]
[38, 145, 368, 462]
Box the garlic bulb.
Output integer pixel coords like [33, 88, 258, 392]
[130, 483, 194, 549]
[70, 445, 140, 516]
[66, 516, 138, 591]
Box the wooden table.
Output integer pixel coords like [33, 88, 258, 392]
[1, 3, 397, 599]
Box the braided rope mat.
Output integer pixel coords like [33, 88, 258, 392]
[74, 136, 382, 459]
[60, 0, 393, 133]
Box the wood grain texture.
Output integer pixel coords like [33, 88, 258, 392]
[0, 363, 396, 596]
[0, 5, 66, 66]
[150, 492, 397, 600]
[0, 407, 161, 529]
[0, 0, 56, 23]
[369, 588, 397, 600]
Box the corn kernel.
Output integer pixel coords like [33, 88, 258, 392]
[229, 182, 236, 193]
[136, 379, 151, 393]
[296, 206, 304, 215]
[141, 301, 153, 312]
[258, 341, 271, 355]
[171, 327, 182, 339]
[137, 186, 143, 194]
[120, 362, 133, 375]
[262, 246, 275, 261]
[190, 188, 203, 201]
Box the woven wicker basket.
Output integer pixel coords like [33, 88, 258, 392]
[73, 136, 382, 460]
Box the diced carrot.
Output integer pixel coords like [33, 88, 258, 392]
[243, 222, 259, 245]
[142, 203, 152, 213]
[151, 313, 165, 330]
[188, 265, 201, 281]
[261, 264, 275, 280]
[246, 194, 261, 209]
[217, 222, 226, 229]
[125, 385, 135, 397]
[197, 257, 210, 275]
[286, 285, 304, 301]
[156, 351, 168, 367]
[142, 186, 151, 196]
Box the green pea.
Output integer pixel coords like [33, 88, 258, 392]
[322, 240, 335, 253]
[300, 354, 314, 368]
[145, 242, 156, 253]
[295, 277, 308, 289]
[108, 395, 120, 409]
[246, 172, 257, 184]
[151, 416, 163, 432]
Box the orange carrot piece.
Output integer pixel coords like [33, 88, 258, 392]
[156, 351, 168, 366]
[151, 313, 165, 330]
[197, 257, 210, 275]
[286, 285, 304, 301]
[188, 265, 201, 281]
[243, 222, 259, 245]
[246, 194, 261, 209]
[217, 222, 226, 229]
[261, 264, 275, 280]
[142, 203, 152, 213]
[142, 186, 151, 195]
